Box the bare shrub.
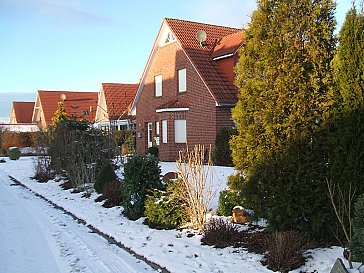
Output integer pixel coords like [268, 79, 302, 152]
[237, 228, 268, 254]
[262, 231, 315, 273]
[32, 131, 53, 182]
[33, 155, 53, 182]
[201, 218, 239, 248]
[327, 179, 356, 268]
[176, 144, 217, 231]
[49, 123, 117, 193]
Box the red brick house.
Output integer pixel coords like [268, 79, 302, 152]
[95, 83, 138, 131]
[131, 18, 244, 161]
[32, 90, 98, 130]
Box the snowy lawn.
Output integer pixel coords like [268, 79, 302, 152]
[0, 156, 360, 273]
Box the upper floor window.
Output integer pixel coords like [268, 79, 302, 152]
[164, 32, 176, 44]
[178, 68, 187, 92]
[82, 110, 89, 115]
[155, 75, 163, 97]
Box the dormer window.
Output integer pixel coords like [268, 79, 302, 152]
[164, 32, 175, 44]
[82, 110, 89, 116]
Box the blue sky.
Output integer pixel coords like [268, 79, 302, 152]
[0, 0, 354, 122]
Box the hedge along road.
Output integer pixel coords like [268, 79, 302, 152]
[0, 173, 159, 273]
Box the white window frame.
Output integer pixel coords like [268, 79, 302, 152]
[156, 121, 160, 135]
[155, 75, 162, 97]
[174, 119, 187, 143]
[147, 122, 153, 148]
[178, 68, 186, 92]
[162, 120, 168, 143]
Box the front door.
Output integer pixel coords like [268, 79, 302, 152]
[147, 122, 153, 148]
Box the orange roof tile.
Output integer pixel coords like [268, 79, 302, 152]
[37, 90, 98, 126]
[12, 101, 35, 123]
[211, 30, 244, 59]
[165, 18, 244, 104]
[102, 83, 138, 119]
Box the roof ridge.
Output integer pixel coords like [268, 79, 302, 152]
[38, 90, 97, 93]
[164, 17, 241, 31]
[102, 83, 138, 85]
[220, 29, 244, 39]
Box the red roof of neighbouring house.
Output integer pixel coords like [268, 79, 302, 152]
[37, 90, 98, 126]
[102, 83, 138, 119]
[12, 101, 35, 123]
[165, 18, 244, 104]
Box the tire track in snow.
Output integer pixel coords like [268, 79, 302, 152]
[4, 175, 164, 273]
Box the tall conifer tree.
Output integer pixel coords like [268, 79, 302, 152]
[230, 0, 337, 238]
[328, 1, 364, 245]
[334, 2, 364, 110]
[232, 0, 336, 174]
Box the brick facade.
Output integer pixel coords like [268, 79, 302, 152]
[136, 42, 218, 161]
[133, 19, 243, 161]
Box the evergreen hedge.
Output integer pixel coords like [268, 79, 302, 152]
[213, 128, 236, 167]
[122, 156, 163, 220]
[350, 194, 364, 263]
[94, 162, 117, 194]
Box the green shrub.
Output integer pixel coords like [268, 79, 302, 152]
[218, 174, 246, 216]
[350, 194, 364, 263]
[145, 180, 188, 229]
[122, 156, 163, 220]
[94, 163, 117, 194]
[212, 127, 236, 166]
[8, 147, 21, 160]
[218, 189, 243, 216]
[147, 146, 158, 157]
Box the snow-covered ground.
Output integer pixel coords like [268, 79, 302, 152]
[0, 157, 361, 273]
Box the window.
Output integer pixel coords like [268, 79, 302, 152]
[147, 122, 153, 148]
[82, 109, 89, 115]
[156, 121, 160, 135]
[178, 68, 186, 92]
[162, 120, 168, 143]
[164, 32, 175, 44]
[119, 124, 128, 131]
[155, 75, 162, 97]
[174, 119, 186, 143]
